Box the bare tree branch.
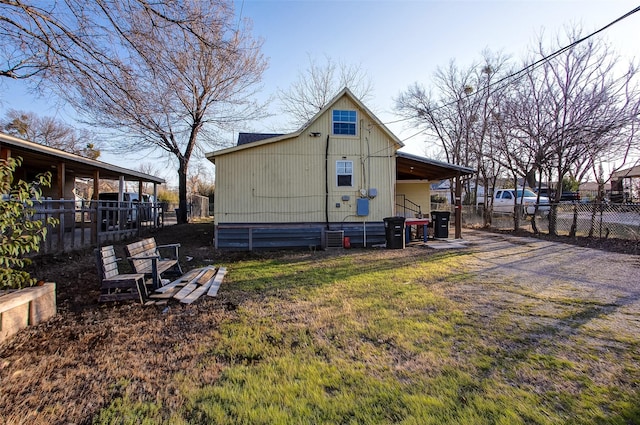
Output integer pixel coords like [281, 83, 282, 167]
[1, 0, 268, 223]
[278, 55, 374, 128]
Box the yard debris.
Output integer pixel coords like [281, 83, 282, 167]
[144, 266, 227, 306]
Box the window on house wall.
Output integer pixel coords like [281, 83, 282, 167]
[336, 160, 353, 187]
[332, 110, 357, 135]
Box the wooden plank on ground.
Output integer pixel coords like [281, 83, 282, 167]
[207, 267, 227, 297]
[195, 267, 217, 285]
[149, 286, 181, 299]
[173, 282, 198, 301]
[155, 268, 205, 293]
[180, 268, 218, 304]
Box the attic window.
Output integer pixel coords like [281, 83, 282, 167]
[336, 160, 353, 187]
[332, 110, 357, 135]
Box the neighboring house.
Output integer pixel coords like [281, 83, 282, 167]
[610, 165, 640, 203]
[430, 179, 486, 206]
[206, 88, 473, 250]
[579, 181, 611, 201]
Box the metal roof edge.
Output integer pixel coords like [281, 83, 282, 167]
[0, 132, 165, 183]
[396, 151, 475, 175]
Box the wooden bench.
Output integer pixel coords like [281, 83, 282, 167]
[125, 237, 183, 290]
[95, 245, 146, 303]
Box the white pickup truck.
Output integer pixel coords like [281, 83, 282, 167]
[478, 188, 550, 215]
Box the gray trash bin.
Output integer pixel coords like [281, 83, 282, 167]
[431, 211, 450, 238]
[383, 217, 405, 249]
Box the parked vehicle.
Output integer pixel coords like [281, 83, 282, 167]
[535, 188, 581, 202]
[478, 188, 550, 216]
[98, 192, 157, 230]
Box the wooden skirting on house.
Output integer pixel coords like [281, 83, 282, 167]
[214, 222, 386, 250]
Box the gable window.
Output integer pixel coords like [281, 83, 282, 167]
[336, 160, 353, 187]
[332, 110, 357, 135]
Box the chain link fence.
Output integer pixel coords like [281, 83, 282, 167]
[461, 203, 640, 240]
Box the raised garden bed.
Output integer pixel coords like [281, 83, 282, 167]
[0, 282, 56, 343]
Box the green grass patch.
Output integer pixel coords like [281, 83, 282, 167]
[93, 248, 640, 424]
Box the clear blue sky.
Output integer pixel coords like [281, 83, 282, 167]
[0, 0, 638, 184]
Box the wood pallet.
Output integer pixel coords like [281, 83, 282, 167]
[144, 266, 227, 306]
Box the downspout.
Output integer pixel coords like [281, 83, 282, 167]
[325, 134, 330, 229]
[390, 152, 395, 215]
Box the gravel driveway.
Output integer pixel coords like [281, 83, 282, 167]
[454, 229, 640, 341]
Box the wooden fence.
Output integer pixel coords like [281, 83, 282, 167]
[32, 199, 169, 254]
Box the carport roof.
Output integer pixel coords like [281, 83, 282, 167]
[396, 151, 474, 181]
[1, 132, 165, 184]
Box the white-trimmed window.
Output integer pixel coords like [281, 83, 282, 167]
[332, 110, 357, 135]
[336, 160, 353, 187]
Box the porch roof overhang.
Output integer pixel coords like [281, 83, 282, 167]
[396, 151, 474, 181]
[0, 132, 165, 184]
[611, 165, 640, 179]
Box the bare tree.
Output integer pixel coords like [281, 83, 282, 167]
[2, 109, 100, 159]
[396, 61, 478, 169]
[2, 0, 268, 224]
[509, 30, 640, 234]
[396, 54, 513, 228]
[279, 55, 374, 127]
[397, 26, 640, 237]
[0, 0, 224, 79]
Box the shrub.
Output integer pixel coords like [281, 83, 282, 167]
[0, 157, 58, 290]
[431, 194, 448, 204]
[157, 187, 178, 204]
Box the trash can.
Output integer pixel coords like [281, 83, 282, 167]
[383, 217, 406, 249]
[431, 211, 450, 238]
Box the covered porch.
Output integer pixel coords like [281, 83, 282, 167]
[1, 132, 167, 253]
[395, 152, 474, 240]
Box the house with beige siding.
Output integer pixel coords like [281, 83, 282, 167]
[206, 88, 472, 250]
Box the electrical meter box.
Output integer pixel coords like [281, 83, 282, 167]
[356, 198, 369, 216]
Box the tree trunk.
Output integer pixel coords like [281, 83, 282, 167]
[177, 160, 189, 224]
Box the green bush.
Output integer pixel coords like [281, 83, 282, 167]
[157, 187, 178, 204]
[0, 157, 58, 290]
[431, 194, 448, 204]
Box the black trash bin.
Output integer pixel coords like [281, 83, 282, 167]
[383, 216, 406, 249]
[431, 211, 450, 238]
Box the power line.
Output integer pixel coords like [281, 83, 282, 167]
[390, 4, 640, 141]
[481, 5, 640, 98]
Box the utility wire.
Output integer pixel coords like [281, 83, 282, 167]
[479, 5, 640, 99]
[389, 4, 640, 140]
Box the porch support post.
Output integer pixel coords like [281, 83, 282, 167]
[455, 173, 462, 239]
[57, 162, 65, 199]
[57, 162, 66, 248]
[92, 170, 99, 244]
[118, 176, 125, 201]
[92, 170, 100, 200]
